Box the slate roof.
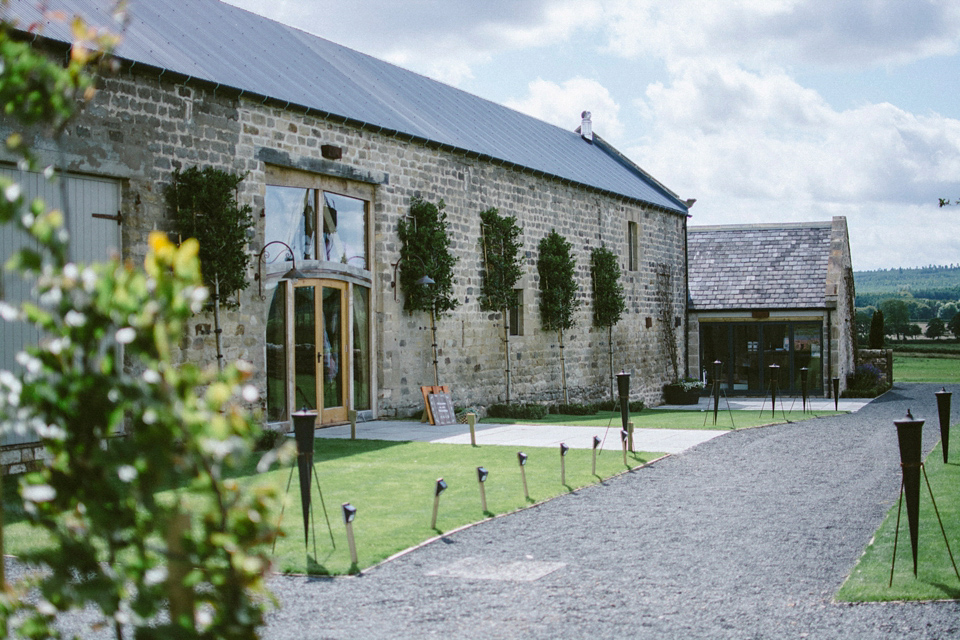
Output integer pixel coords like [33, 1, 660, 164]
[7, 0, 689, 214]
[688, 222, 832, 311]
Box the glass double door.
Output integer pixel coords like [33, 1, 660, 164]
[293, 280, 348, 424]
[701, 322, 823, 395]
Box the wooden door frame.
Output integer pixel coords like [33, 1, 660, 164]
[319, 280, 349, 424]
[292, 278, 350, 425]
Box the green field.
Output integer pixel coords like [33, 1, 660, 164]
[837, 442, 960, 601]
[894, 353, 960, 384]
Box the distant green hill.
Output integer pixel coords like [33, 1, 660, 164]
[855, 265, 960, 297]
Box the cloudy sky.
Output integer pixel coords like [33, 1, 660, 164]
[222, 0, 960, 271]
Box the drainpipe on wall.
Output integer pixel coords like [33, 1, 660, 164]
[826, 308, 832, 397]
[682, 206, 694, 378]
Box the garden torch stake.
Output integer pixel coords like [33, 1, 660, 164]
[342, 503, 358, 567]
[592, 436, 601, 476]
[936, 387, 952, 463]
[518, 452, 529, 500]
[477, 467, 489, 513]
[431, 478, 447, 530]
[560, 443, 569, 486]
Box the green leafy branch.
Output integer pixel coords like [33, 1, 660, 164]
[166, 166, 255, 303]
[0, 18, 282, 638]
[397, 196, 459, 316]
[537, 230, 579, 332]
[478, 207, 523, 314]
[590, 246, 625, 328]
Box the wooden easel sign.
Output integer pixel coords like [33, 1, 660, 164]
[420, 385, 456, 425]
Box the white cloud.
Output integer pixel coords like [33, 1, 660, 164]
[224, 0, 602, 84]
[628, 59, 960, 268]
[352, 0, 604, 84]
[603, 0, 960, 68]
[220, 0, 960, 269]
[643, 59, 832, 133]
[763, 0, 960, 67]
[505, 77, 625, 139]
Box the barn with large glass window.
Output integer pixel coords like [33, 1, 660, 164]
[686, 218, 856, 398]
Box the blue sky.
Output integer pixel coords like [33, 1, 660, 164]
[223, 0, 960, 271]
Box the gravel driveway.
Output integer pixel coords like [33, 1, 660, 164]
[264, 383, 960, 639]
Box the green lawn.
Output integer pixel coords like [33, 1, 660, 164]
[837, 442, 960, 601]
[894, 353, 960, 384]
[3, 439, 661, 576]
[482, 408, 846, 430]
[0, 407, 857, 579]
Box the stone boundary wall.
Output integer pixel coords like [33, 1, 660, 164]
[857, 349, 893, 387]
[1, 442, 49, 476]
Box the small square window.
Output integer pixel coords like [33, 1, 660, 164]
[509, 289, 523, 336]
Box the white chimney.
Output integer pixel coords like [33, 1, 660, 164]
[580, 110, 592, 142]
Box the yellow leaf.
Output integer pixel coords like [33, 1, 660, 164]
[206, 382, 231, 407]
[148, 231, 172, 253]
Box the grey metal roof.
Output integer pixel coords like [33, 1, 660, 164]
[8, 0, 688, 214]
[688, 223, 832, 310]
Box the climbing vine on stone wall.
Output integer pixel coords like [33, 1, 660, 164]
[398, 196, 459, 316]
[478, 207, 523, 315]
[479, 207, 524, 403]
[590, 246, 625, 329]
[591, 246, 626, 401]
[166, 165, 254, 303]
[656, 264, 681, 382]
[538, 230, 579, 333]
[538, 230, 579, 403]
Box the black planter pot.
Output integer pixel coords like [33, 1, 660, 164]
[663, 384, 701, 405]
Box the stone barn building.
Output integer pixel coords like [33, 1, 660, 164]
[1, 0, 692, 448]
[686, 218, 857, 398]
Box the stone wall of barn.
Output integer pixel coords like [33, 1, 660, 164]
[238, 102, 688, 415]
[2, 63, 688, 425]
[826, 216, 857, 390]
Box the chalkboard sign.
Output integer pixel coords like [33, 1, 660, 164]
[428, 392, 457, 426]
[420, 385, 450, 424]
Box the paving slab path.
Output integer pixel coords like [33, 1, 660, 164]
[264, 383, 960, 639]
[314, 418, 726, 454]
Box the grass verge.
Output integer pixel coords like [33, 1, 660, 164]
[894, 353, 960, 384]
[481, 408, 846, 430]
[837, 442, 960, 601]
[3, 439, 662, 576]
